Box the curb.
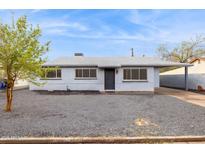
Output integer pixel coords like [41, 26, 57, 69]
[0, 136, 205, 144]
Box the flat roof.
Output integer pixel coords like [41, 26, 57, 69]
[43, 56, 192, 67]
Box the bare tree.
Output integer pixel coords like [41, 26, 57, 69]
[157, 35, 205, 63]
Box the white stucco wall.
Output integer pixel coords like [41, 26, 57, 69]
[29, 68, 104, 91]
[160, 60, 205, 90]
[154, 68, 160, 88]
[160, 74, 205, 90]
[30, 67, 158, 92]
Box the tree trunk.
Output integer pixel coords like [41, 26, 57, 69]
[5, 80, 14, 112]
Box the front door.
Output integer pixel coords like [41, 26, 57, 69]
[104, 69, 115, 90]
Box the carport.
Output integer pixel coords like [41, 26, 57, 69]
[158, 64, 192, 91]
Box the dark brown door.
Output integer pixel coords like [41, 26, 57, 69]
[104, 69, 115, 90]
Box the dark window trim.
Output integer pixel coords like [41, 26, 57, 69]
[41, 69, 62, 80]
[75, 68, 97, 80]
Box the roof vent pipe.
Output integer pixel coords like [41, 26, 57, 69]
[131, 48, 134, 57]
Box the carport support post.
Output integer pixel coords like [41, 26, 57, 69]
[185, 66, 188, 91]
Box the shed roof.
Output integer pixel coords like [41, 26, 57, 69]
[43, 56, 192, 68]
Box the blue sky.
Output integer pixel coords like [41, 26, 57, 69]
[1, 9, 205, 60]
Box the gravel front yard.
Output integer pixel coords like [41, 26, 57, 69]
[0, 89, 205, 137]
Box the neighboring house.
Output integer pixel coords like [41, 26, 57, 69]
[14, 79, 28, 89]
[0, 66, 28, 89]
[160, 58, 205, 90]
[29, 54, 190, 92]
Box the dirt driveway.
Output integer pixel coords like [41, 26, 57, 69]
[0, 89, 205, 137]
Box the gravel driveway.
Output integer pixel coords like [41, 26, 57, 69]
[0, 89, 205, 137]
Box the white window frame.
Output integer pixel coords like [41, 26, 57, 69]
[123, 67, 148, 82]
[75, 68, 97, 80]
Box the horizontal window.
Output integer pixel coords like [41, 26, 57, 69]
[75, 69, 97, 79]
[42, 69, 62, 79]
[123, 68, 147, 81]
[139, 69, 147, 80]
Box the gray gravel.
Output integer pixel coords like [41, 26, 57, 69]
[0, 89, 205, 137]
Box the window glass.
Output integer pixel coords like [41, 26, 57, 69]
[75, 68, 97, 79]
[43, 69, 61, 79]
[140, 69, 147, 80]
[76, 69, 82, 78]
[132, 69, 139, 80]
[123, 69, 131, 80]
[46, 70, 56, 78]
[57, 69, 61, 78]
[123, 68, 147, 80]
[83, 69, 89, 77]
[90, 69, 96, 77]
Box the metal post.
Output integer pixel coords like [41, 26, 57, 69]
[185, 66, 188, 91]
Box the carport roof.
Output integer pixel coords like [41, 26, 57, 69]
[43, 56, 192, 67]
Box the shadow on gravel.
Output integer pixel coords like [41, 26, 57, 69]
[34, 90, 154, 95]
[35, 90, 101, 95]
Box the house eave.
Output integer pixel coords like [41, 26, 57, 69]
[42, 65, 98, 68]
[122, 64, 193, 67]
[42, 63, 193, 68]
[42, 64, 193, 69]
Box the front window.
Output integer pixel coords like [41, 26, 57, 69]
[139, 69, 147, 80]
[75, 68, 97, 79]
[43, 69, 62, 79]
[123, 68, 147, 81]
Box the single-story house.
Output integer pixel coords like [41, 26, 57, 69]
[29, 53, 191, 92]
[160, 57, 205, 90]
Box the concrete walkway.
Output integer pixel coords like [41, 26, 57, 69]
[155, 87, 205, 107]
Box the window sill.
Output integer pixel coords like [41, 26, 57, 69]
[123, 80, 148, 82]
[75, 77, 97, 80]
[40, 78, 62, 80]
